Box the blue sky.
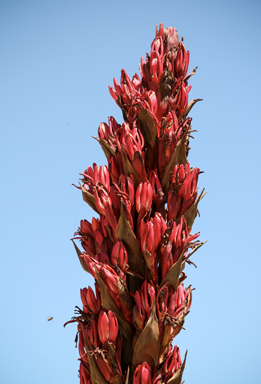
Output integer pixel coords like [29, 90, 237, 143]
[1, 0, 261, 383]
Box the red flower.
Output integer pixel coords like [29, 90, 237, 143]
[133, 362, 151, 384]
[98, 310, 118, 345]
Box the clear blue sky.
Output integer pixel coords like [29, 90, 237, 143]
[1, 1, 260, 383]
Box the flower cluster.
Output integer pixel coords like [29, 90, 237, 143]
[66, 23, 205, 384]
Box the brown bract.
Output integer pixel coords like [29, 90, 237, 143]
[132, 301, 160, 368]
[137, 108, 158, 169]
[116, 204, 144, 284]
[160, 251, 184, 292]
[167, 351, 187, 384]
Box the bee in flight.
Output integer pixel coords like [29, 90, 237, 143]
[47, 317, 53, 321]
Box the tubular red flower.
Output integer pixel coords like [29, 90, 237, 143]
[133, 362, 151, 384]
[79, 363, 91, 384]
[133, 290, 146, 332]
[140, 220, 154, 254]
[80, 285, 101, 314]
[160, 241, 174, 280]
[133, 281, 155, 332]
[167, 162, 200, 221]
[94, 186, 118, 233]
[98, 310, 118, 345]
[111, 241, 128, 271]
[95, 355, 114, 383]
[163, 345, 182, 381]
[89, 318, 99, 348]
[136, 181, 153, 213]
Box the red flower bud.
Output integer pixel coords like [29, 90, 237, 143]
[133, 290, 145, 332]
[140, 221, 155, 254]
[89, 318, 99, 348]
[94, 185, 109, 216]
[78, 328, 86, 361]
[79, 363, 91, 384]
[169, 284, 192, 318]
[92, 217, 101, 233]
[98, 311, 109, 344]
[98, 310, 118, 345]
[80, 288, 88, 313]
[109, 185, 121, 217]
[161, 25, 179, 52]
[80, 285, 100, 314]
[133, 362, 151, 384]
[152, 373, 164, 384]
[111, 241, 128, 271]
[94, 185, 118, 232]
[160, 241, 173, 279]
[96, 251, 111, 265]
[133, 281, 155, 331]
[94, 229, 104, 254]
[141, 280, 155, 315]
[95, 355, 114, 383]
[163, 345, 183, 381]
[136, 182, 153, 213]
[152, 212, 167, 250]
[174, 43, 189, 79]
[100, 265, 119, 295]
[79, 219, 94, 237]
[167, 162, 200, 221]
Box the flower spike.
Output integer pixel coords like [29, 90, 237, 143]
[67, 23, 205, 384]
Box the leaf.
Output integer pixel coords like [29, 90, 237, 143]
[116, 205, 144, 280]
[160, 252, 184, 292]
[93, 136, 116, 159]
[137, 108, 158, 169]
[182, 240, 207, 267]
[161, 131, 188, 193]
[132, 300, 160, 368]
[117, 277, 133, 319]
[167, 351, 187, 384]
[159, 324, 172, 358]
[184, 66, 198, 82]
[184, 188, 206, 229]
[137, 108, 157, 148]
[143, 250, 155, 282]
[72, 240, 89, 273]
[181, 98, 202, 121]
[121, 148, 142, 188]
[95, 270, 135, 342]
[79, 182, 100, 214]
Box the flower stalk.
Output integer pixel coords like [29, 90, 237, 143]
[66, 23, 205, 384]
